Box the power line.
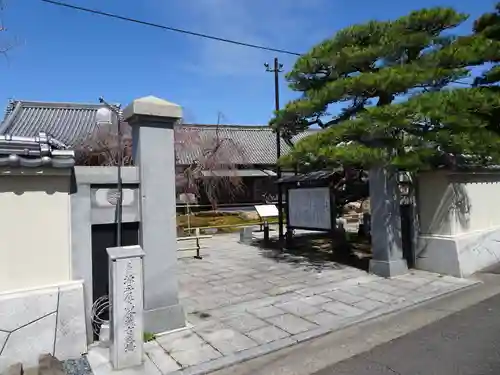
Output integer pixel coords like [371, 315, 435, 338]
[41, 0, 302, 57]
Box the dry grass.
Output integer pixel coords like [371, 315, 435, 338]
[177, 211, 277, 233]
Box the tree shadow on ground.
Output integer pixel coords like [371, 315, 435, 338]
[251, 232, 372, 273]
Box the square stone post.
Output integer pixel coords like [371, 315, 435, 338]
[123, 96, 186, 334]
[368, 166, 408, 277]
[107, 245, 145, 370]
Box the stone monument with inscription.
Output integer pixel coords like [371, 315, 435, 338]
[107, 245, 145, 370]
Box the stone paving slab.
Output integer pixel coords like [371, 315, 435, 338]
[265, 313, 319, 335]
[90, 233, 480, 375]
[245, 325, 290, 345]
[146, 342, 181, 374]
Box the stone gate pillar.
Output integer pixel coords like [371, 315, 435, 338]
[369, 167, 408, 277]
[123, 96, 185, 333]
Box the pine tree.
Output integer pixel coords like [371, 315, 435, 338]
[273, 7, 500, 172]
[473, 2, 500, 86]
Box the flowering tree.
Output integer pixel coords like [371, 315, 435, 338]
[177, 125, 245, 209]
[74, 122, 133, 166]
[75, 121, 245, 209]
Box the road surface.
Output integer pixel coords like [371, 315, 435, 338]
[314, 285, 500, 375]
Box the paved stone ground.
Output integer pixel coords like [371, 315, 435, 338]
[137, 233, 477, 375]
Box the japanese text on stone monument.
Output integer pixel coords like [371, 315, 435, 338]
[123, 261, 137, 353]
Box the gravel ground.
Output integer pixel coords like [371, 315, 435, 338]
[63, 357, 93, 375]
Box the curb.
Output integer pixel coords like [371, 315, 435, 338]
[167, 280, 481, 375]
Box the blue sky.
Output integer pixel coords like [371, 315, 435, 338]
[0, 0, 495, 124]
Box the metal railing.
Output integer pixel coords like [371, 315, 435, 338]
[177, 228, 212, 259]
[176, 201, 287, 211]
[181, 220, 278, 234]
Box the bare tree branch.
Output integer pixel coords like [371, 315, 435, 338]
[0, 0, 20, 62]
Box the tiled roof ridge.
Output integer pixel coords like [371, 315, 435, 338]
[181, 123, 271, 130]
[180, 124, 320, 134]
[182, 123, 319, 129]
[15, 100, 105, 109]
[0, 99, 320, 166]
[3, 100, 320, 131]
[4, 98, 18, 120]
[0, 132, 75, 169]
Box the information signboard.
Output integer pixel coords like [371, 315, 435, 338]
[288, 187, 332, 230]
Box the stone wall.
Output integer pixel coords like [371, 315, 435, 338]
[0, 281, 87, 372]
[71, 166, 140, 343]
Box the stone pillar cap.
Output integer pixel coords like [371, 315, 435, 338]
[123, 95, 182, 122]
[107, 245, 145, 260]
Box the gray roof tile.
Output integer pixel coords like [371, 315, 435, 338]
[0, 100, 318, 166]
[175, 125, 295, 165]
[0, 132, 75, 169]
[0, 100, 102, 147]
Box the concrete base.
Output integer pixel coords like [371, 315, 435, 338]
[0, 281, 87, 372]
[239, 227, 253, 245]
[144, 304, 186, 335]
[416, 226, 500, 278]
[369, 259, 408, 278]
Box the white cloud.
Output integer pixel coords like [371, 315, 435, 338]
[173, 0, 331, 77]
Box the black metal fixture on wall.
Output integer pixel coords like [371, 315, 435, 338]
[96, 97, 124, 247]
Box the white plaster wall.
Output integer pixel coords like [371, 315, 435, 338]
[418, 172, 500, 236]
[450, 173, 500, 235]
[417, 171, 454, 236]
[0, 175, 72, 293]
[417, 171, 500, 277]
[0, 281, 87, 371]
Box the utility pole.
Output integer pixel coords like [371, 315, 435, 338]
[265, 57, 284, 244]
